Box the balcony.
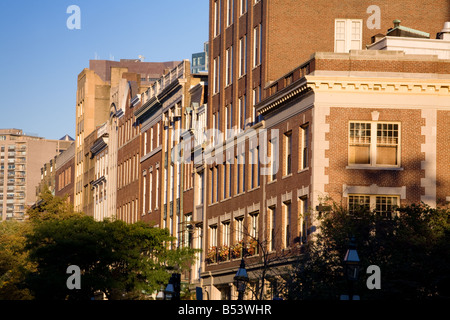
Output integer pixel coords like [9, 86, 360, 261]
[205, 240, 259, 265]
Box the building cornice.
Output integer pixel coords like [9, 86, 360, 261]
[256, 78, 312, 116]
[305, 75, 450, 94]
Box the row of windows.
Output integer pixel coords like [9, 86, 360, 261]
[117, 153, 139, 189]
[209, 123, 309, 204]
[213, 25, 262, 95]
[209, 196, 308, 258]
[142, 168, 160, 214]
[57, 166, 72, 191]
[215, 0, 261, 37]
[117, 199, 139, 224]
[143, 123, 161, 155]
[348, 194, 399, 217]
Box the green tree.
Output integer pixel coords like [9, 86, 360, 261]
[0, 220, 35, 300]
[285, 203, 450, 300]
[24, 192, 198, 300]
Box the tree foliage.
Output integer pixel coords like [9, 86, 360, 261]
[285, 203, 450, 300]
[1, 191, 197, 300]
[0, 220, 35, 300]
[25, 216, 197, 300]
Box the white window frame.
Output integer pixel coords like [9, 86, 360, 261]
[334, 19, 363, 53]
[239, 36, 247, 77]
[226, 0, 233, 27]
[348, 194, 400, 217]
[240, 0, 247, 16]
[253, 24, 262, 68]
[348, 121, 401, 168]
[214, 0, 221, 37]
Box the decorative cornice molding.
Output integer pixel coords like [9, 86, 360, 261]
[306, 76, 450, 94]
[257, 79, 312, 116]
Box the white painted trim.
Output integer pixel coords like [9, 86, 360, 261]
[420, 109, 437, 207]
[343, 184, 406, 199]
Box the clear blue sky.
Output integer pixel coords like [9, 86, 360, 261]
[0, 0, 209, 140]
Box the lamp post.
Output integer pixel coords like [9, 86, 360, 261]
[234, 258, 249, 300]
[342, 237, 360, 300]
[164, 283, 174, 300]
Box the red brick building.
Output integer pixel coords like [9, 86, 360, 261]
[202, 0, 450, 300]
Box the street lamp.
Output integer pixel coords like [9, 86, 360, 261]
[234, 258, 249, 300]
[164, 283, 174, 300]
[342, 237, 360, 300]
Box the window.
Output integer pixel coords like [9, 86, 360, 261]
[375, 196, 399, 218]
[349, 122, 400, 167]
[226, 0, 233, 27]
[269, 207, 276, 251]
[240, 0, 247, 15]
[250, 146, 260, 189]
[149, 172, 152, 212]
[250, 212, 259, 239]
[214, 0, 221, 37]
[226, 46, 233, 86]
[210, 167, 215, 204]
[226, 104, 233, 138]
[235, 217, 244, 242]
[299, 196, 308, 243]
[349, 194, 399, 218]
[210, 224, 218, 247]
[198, 171, 204, 205]
[222, 221, 230, 246]
[239, 36, 247, 77]
[284, 202, 291, 248]
[252, 86, 261, 124]
[253, 24, 262, 67]
[284, 132, 292, 175]
[239, 95, 246, 130]
[335, 19, 362, 53]
[270, 137, 278, 181]
[236, 155, 242, 194]
[142, 175, 146, 214]
[300, 124, 309, 170]
[155, 168, 159, 208]
[213, 56, 220, 94]
[348, 194, 370, 214]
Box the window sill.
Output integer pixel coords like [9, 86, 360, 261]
[267, 179, 277, 185]
[282, 173, 292, 180]
[298, 167, 309, 174]
[234, 192, 246, 198]
[247, 186, 261, 192]
[346, 166, 404, 171]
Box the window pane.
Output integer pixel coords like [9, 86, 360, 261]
[376, 123, 398, 165]
[376, 196, 398, 218]
[349, 122, 371, 164]
[349, 195, 370, 213]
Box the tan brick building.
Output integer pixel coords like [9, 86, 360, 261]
[0, 129, 72, 221]
[202, 0, 450, 300]
[134, 60, 208, 286]
[74, 59, 180, 215]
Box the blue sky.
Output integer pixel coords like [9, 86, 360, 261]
[0, 0, 209, 140]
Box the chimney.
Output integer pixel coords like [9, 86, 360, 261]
[393, 19, 401, 28]
[437, 22, 450, 40]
